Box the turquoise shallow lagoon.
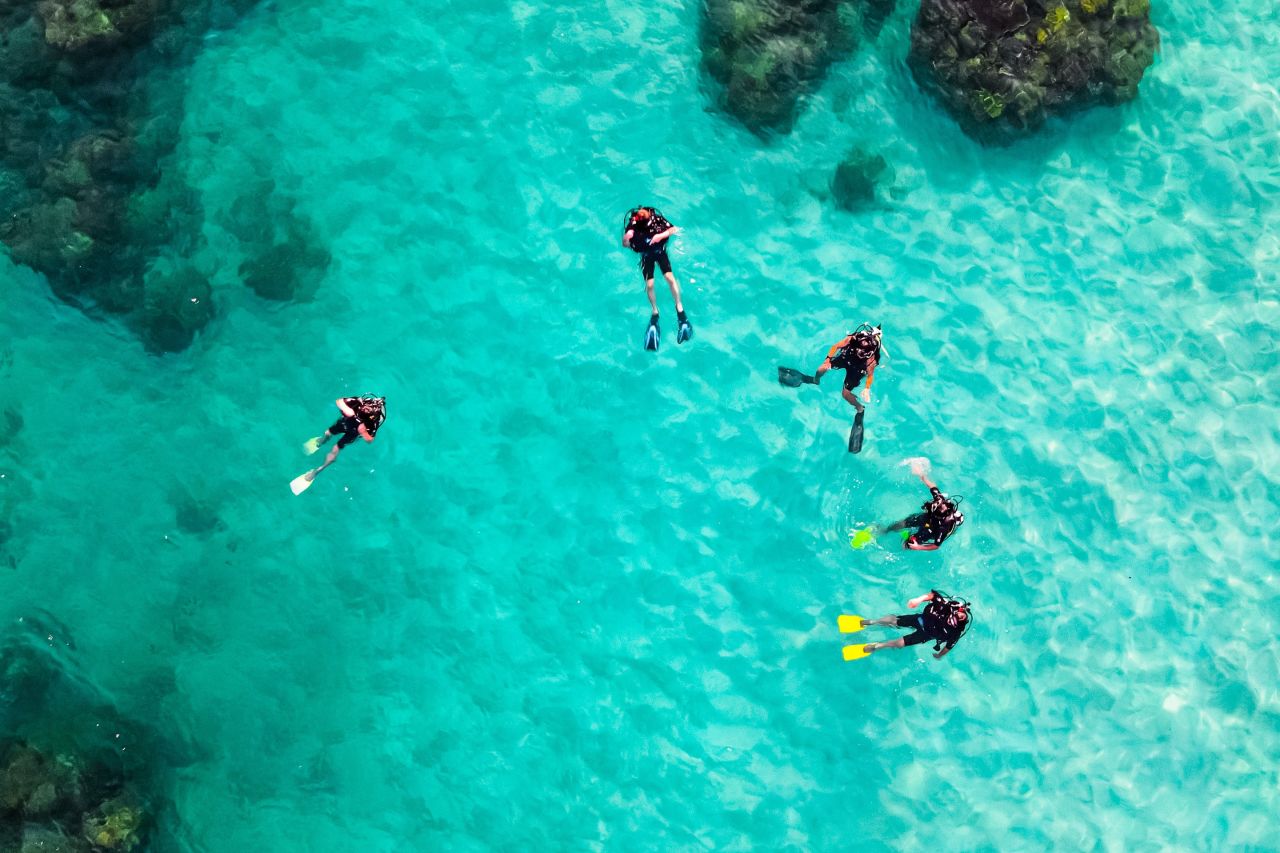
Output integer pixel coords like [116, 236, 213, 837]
[2, 0, 1279, 848]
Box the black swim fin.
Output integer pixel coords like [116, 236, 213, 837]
[644, 314, 660, 351]
[778, 367, 817, 387]
[848, 409, 865, 453]
[676, 311, 692, 344]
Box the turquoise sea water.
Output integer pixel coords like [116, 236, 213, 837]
[2, 0, 1279, 848]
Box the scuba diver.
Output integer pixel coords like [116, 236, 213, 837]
[839, 590, 972, 661]
[885, 468, 964, 550]
[290, 395, 387, 495]
[621, 205, 691, 351]
[777, 324, 882, 453]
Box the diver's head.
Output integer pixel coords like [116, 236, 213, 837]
[632, 208, 652, 225]
[358, 396, 386, 425]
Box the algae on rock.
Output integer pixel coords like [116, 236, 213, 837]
[908, 0, 1159, 139]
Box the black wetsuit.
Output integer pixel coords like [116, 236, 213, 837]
[627, 212, 674, 279]
[894, 593, 966, 651]
[328, 398, 382, 448]
[829, 338, 880, 391]
[892, 487, 963, 547]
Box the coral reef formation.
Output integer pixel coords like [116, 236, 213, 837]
[0, 619, 153, 853]
[0, 741, 146, 852]
[0, 0, 306, 352]
[831, 146, 892, 209]
[700, 0, 858, 134]
[908, 0, 1159, 139]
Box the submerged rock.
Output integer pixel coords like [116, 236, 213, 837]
[35, 0, 162, 54]
[0, 0, 269, 352]
[908, 0, 1159, 139]
[700, 0, 856, 134]
[137, 266, 214, 353]
[239, 228, 332, 302]
[82, 793, 144, 851]
[831, 146, 891, 209]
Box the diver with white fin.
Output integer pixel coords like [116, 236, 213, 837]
[778, 323, 882, 453]
[291, 395, 386, 495]
[622, 206, 692, 351]
[838, 590, 972, 662]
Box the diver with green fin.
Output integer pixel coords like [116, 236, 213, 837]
[778, 324, 882, 453]
[291, 395, 387, 495]
[851, 461, 964, 550]
[838, 590, 971, 661]
[622, 206, 691, 351]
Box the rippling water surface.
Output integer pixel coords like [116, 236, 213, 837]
[1, 0, 1278, 848]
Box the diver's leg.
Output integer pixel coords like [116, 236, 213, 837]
[663, 270, 684, 314]
[309, 444, 342, 480]
[864, 637, 907, 654]
[842, 386, 865, 412]
[644, 275, 659, 314]
[885, 513, 926, 532]
[862, 615, 900, 627]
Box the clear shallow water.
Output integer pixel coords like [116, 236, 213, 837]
[1, 0, 1278, 848]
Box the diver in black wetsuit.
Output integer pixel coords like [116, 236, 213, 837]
[622, 206, 691, 351]
[856, 590, 972, 660]
[778, 323, 882, 452]
[885, 469, 964, 551]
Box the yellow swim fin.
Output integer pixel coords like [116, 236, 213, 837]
[837, 614, 866, 633]
[303, 436, 324, 455]
[842, 643, 873, 662]
[289, 470, 317, 496]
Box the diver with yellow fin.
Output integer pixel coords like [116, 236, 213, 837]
[778, 323, 882, 453]
[291, 395, 386, 495]
[839, 590, 971, 661]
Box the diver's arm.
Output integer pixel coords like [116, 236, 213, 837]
[861, 357, 877, 402]
[905, 538, 940, 552]
[907, 592, 936, 609]
[933, 644, 953, 660]
[622, 229, 635, 249]
[358, 423, 374, 443]
[920, 473, 937, 490]
[649, 226, 679, 245]
[336, 398, 357, 418]
[815, 337, 851, 381]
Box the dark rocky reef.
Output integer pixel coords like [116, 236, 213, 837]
[0, 741, 145, 852]
[831, 146, 892, 209]
[0, 620, 153, 852]
[227, 180, 332, 303]
[700, 0, 859, 134]
[908, 0, 1158, 140]
[0, 0, 269, 352]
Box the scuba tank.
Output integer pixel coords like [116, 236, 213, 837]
[622, 206, 673, 254]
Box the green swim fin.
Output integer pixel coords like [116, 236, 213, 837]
[849, 527, 876, 550]
[842, 643, 873, 662]
[778, 367, 817, 387]
[838, 614, 866, 633]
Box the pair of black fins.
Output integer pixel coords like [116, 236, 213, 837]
[778, 367, 865, 453]
[644, 312, 692, 352]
